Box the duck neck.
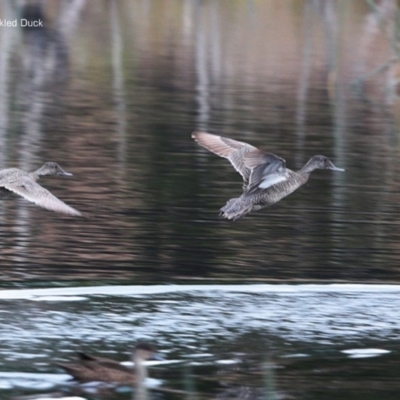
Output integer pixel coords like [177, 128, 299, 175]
[31, 166, 48, 180]
[299, 158, 318, 175]
[133, 353, 148, 400]
[29, 169, 42, 181]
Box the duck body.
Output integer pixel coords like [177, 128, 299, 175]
[220, 170, 308, 221]
[0, 162, 81, 216]
[57, 352, 134, 384]
[57, 342, 159, 385]
[192, 132, 345, 221]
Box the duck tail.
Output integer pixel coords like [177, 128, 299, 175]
[219, 196, 252, 221]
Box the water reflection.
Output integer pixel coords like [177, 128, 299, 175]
[0, 1, 399, 268]
[0, 1, 398, 282]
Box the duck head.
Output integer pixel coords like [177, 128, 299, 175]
[302, 155, 345, 174]
[36, 162, 73, 177]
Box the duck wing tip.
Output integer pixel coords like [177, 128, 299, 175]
[4, 180, 82, 216]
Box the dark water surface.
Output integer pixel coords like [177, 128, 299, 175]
[0, 0, 398, 282]
[1, 0, 400, 399]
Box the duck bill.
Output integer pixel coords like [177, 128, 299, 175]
[330, 165, 345, 172]
[59, 168, 73, 176]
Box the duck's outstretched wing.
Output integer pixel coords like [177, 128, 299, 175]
[192, 131, 287, 189]
[2, 177, 81, 216]
[192, 131, 261, 183]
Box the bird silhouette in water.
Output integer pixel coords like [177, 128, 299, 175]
[57, 341, 161, 400]
[0, 162, 81, 216]
[192, 132, 344, 221]
[57, 342, 160, 384]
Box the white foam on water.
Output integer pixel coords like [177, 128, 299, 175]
[1, 284, 400, 361]
[216, 359, 239, 365]
[341, 348, 391, 358]
[31, 296, 87, 302]
[2, 283, 400, 301]
[0, 372, 70, 390]
[281, 353, 309, 358]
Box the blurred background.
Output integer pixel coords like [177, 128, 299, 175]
[1, 0, 400, 399]
[0, 0, 400, 283]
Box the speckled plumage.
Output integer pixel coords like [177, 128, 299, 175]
[192, 132, 345, 220]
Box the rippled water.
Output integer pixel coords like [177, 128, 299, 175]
[2, 284, 400, 399]
[0, 1, 398, 282]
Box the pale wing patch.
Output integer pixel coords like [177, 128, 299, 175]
[246, 156, 287, 193]
[258, 173, 289, 189]
[3, 179, 81, 216]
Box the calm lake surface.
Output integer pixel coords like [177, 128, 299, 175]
[0, 0, 400, 398]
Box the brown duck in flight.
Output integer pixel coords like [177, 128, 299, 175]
[0, 162, 81, 216]
[192, 131, 345, 221]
